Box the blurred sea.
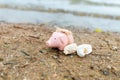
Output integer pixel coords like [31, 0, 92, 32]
[0, 0, 120, 32]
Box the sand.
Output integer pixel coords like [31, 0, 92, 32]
[0, 22, 120, 80]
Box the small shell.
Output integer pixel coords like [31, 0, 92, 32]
[64, 43, 77, 55]
[77, 44, 92, 57]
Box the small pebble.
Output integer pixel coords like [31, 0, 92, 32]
[64, 76, 71, 80]
[107, 65, 112, 70]
[21, 50, 30, 56]
[33, 28, 37, 32]
[103, 71, 109, 76]
[106, 56, 111, 60]
[40, 59, 46, 63]
[39, 50, 47, 54]
[0, 62, 4, 67]
[100, 70, 109, 76]
[95, 28, 102, 33]
[39, 50, 44, 53]
[52, 55, 58, 59]
[0, 58, 3, 62]
[70, 55, 74, 58]
[111, 46, 118, 51]
[58, 51, 63, 54]
[52, 73, 57, 78]
[90, 66, 94, 70]
[111, 66, 118, 71]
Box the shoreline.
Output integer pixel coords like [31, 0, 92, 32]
[0, 8, 120, 32]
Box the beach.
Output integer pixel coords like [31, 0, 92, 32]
[0, 22, 119, 80]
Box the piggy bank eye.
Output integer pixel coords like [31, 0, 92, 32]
[54, 38, 56, 40]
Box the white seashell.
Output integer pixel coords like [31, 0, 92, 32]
[77, 44, 92, 57]
[64, 43, 77, 55]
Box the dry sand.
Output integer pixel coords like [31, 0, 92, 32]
[0, 22, 120, 80]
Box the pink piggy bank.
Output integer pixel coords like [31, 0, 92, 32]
[46, 28, 74, 50]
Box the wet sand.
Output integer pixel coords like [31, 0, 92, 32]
[0, 22, 120, 80]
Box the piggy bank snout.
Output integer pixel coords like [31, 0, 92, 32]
[46, 41, 51, 47]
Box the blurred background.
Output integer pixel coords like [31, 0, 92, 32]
[0, 0, 120, 32]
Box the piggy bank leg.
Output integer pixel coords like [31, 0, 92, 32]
[59, 47, 63, 50]
[58, 46, 64, 50]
